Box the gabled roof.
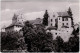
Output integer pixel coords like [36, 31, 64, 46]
[57, 11, 69, 17]
[33, 18, 42, 25]
[29, 18, 42, 25]
[5, 22, 24, 29]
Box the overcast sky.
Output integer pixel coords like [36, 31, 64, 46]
[1, 0, 79, 28]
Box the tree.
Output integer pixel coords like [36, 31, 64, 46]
[68, 35, 79, 52]
[67, 7, 74, 26]
[62, 27, 79, 52]
[54, 36, 64, 52]
[1, 31, 27, 51]
[72, 26, 79, 36]
[42, 10, 49, 26]
[22, 21, 53, 52]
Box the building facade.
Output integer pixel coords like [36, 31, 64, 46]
[5, 13, 24, 32]
[46, 7, 74, 42]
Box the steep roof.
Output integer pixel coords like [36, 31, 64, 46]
[57, 11, 69, 17]
[5, 22, 24, 29]
[33, 18, 42, 25]
[12, 13, 18, 20]
[29, 18, 42, 25]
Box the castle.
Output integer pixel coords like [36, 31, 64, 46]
[46, 7, 74, 41]
[5, 13, 24, 32]
[2, 7, 74, 41]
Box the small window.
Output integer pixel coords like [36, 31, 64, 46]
[63, 23, 64, 26]
[55, 33, 57, 35]
[51, 23, 52, 26]
[65, 18, 68, 21]
[67, 31, 68, 32]
[62, 18, 64, 21]
[51, 19, 52, 22]
[66, 23, 68, 25]
[59, 18, 60, 20]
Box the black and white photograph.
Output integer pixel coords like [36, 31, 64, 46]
[0, 0, 79, 52]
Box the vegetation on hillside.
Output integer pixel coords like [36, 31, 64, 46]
[1, 21, 79, 52]
[1, 31, 27, 52]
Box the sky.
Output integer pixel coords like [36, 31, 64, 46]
[0, 0, 79, 28]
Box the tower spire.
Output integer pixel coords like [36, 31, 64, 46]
[67, 7, 72, 17]
[42, 10, 49, 26]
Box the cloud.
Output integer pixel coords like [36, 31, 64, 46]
[0, 20, 12, 28]
[24, 11, 45, 20]
[1, 2, 79, 28]
[1, 8, 24, 21]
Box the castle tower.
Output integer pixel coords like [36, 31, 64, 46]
[12, 13, 24, 24]
[67, 7, 74, 27]
[12, 13, 18, 24]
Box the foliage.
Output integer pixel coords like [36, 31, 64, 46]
[42, 10, 49, 26]
[22, 21, 53, 52]
[68, 35, 79, 52]
[62, 35, 79, 52]
[1, 31, 27, 51]
[53, 35, 79, 52]
[53, 36, 64, 52]
[72, 26, 79, 36]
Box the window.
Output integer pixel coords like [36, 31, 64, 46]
[65, 18, 68, 21]
[55, 33, 57, 35]
[59, 18, 60, 20]
[62, 18, 64, 21]
[63, 23, 64, 26]
[51, 23, 52, 26]
[66, 23, 68, 25]
[51, 19, 52, 22]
